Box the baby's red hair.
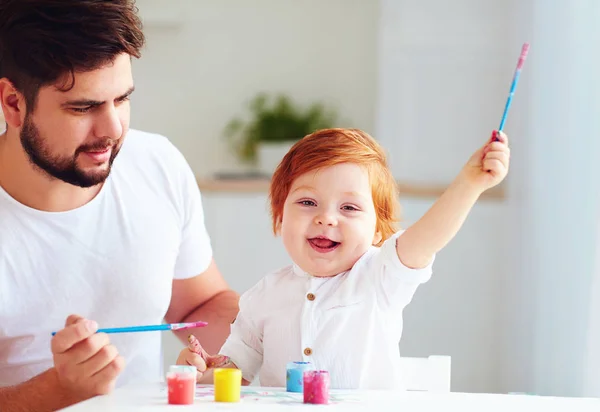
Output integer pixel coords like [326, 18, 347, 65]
[269, 128, 400, 246]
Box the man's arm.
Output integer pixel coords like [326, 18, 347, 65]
[165, 259, 240, 354]
[0, 369, 82, 412]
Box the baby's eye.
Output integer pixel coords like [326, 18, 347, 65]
[298, 200, 316, 206]
[342, 205, 359, 211]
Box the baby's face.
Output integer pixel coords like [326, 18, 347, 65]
[280, 163, 381, 277]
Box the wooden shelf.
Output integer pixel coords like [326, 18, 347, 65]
[197, 178, 506, 201]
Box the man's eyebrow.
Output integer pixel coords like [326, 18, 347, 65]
[117, 86, 135, 101]
[61, 86, 135, 107]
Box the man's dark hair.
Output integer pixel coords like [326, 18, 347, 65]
[0, 0, 145, 110]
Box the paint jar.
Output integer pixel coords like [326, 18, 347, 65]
[303, 370, 330, 404]
[214, 368, 242, 402]
[166, 365, 196, 405]
[286, 361, 314, 392]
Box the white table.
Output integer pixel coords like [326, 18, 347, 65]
[61, 383, 600, 411]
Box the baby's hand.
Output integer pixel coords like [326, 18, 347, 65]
[175, 343, 206, 380]
[458, 130, 510, 193]
[176, 335, 230, 381]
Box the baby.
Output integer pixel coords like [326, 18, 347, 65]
[177, 128, 510, 389]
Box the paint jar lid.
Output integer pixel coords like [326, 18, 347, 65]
[167, 365, 196, 379]
[304, 370, 330, 381]
[214, 368, 242, 379]
[286, 361, 314, 371]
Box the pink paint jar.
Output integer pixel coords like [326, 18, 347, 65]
[303, 370, 329, 404]
[166, 365, 196, 405]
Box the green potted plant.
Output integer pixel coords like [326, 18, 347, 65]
[223, 93, 338, 175]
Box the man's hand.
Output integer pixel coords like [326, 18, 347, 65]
[51, 314, 125, 399]
[0, 314, 124, 412]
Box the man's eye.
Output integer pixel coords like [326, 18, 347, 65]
[71, 107, 92, 113]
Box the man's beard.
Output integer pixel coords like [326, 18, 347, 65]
[20, 115, 121, 188]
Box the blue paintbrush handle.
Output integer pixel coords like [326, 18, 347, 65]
[499, 69, 522, 132]
[50, 321, 207, 336]
[97, 324, 171, 334]
[51, 323, 171, 336]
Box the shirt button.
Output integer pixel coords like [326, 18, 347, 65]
[304, 347, 313, 356]
[307, 293, 315, 301]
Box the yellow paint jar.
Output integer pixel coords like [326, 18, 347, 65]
[213, 368, 242, 402]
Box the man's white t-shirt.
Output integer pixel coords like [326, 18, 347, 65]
[0, 129, 212, 387]
[219, 231, 434, 390]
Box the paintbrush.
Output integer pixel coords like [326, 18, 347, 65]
[51, 321, 208, 336]
[495, 42, 530, 140]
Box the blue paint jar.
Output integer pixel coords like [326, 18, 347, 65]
[286, 361, 314, 392]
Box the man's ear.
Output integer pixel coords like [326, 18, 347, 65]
[0, 78, 26, 129]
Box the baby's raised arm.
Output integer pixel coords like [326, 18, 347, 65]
[395, 131, 510, 269]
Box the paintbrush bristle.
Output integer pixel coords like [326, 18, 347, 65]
[516, 42, 530, 70]
[172, 321, 208, 330]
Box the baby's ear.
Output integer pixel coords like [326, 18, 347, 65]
[275, 219, 283, 236]
[372, 230, 382, 246]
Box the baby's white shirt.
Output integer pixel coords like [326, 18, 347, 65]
[219, 231, 434, 390]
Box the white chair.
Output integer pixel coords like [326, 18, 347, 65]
[399, 355, 451, 392]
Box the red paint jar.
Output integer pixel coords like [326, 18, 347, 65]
[303, 370, 330, 404]
[166, 365, 196, 405]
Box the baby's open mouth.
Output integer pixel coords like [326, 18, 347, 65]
[308, 237, 340, 253]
